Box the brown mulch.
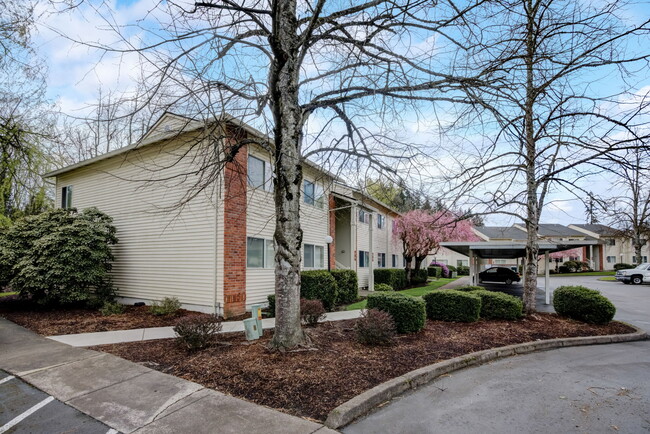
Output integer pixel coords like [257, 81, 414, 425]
[93, 314, 635, 422]
[0, 297, 208, 335]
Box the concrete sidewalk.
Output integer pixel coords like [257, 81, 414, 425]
[0, 318, 336, 434]
[48, 309, 364, 347]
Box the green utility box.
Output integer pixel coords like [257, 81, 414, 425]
[250, 304, 263, 336]
[243, 318, 260, 341]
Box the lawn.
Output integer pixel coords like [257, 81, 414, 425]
[598, 276, 617, 281]
[345, 278, 458, 310]
[544, 271, 616, 277]
[0, 292, 17, 298]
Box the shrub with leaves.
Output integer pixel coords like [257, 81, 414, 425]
[150, 297, 182, 316]
[2, 208, 118, 306]
[174, 314, 223, 351]
[331, 269, 358, 305]
[423, 290, 481, 322]
[454, 285, 485, 292]
[301, 270, 338, 311]
[355, 309, 396, 346]
[300, 298, 326, 326]
[100, 301, 125, 316]
[374, 283, 394, 292]
[374, 268, 406, 290]
[267, 294, 276, 316]
[427, 266, 442, 278]
[429, 261, 450, 277]
[411, 268, 429, 285]
[614, 263, 634, 271]
[366, 292, 426, 333]
[553, 285, 616, 324]
[472, 290, 523, 320]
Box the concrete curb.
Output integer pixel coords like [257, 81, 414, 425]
[324, 324, 648, 430]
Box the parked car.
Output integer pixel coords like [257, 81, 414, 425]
[479, 267, 521, 285]
[615, 263, 650, 285]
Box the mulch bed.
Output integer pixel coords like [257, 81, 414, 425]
[93, 313, 634, 422]
[0, 296, 211, 335]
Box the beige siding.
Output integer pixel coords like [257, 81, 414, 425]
[55, 132, 218, 311]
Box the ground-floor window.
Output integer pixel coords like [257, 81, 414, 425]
[377, 253, 386, 268]
[607, 256, 616, 263]
[494, 259, 507, 264]
[247, 237, 274, 268]
[304, 244, 325, 268]
[359, 250, 370, 268]
[632, 256, 648, 264]
[392, 254, 398, 268]
[457, 259, 469, 267]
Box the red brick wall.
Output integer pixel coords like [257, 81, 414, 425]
[223, 138, 247, 318]
[329, 194, 336, 270]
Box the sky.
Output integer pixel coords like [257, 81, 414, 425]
[30, 0, 650, 227]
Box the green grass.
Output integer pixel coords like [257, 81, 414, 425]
[542, 271, 616, 277]
[345, 278, 458, 311]
[0, 291, 17, 298]
[597, 276, 617, 281]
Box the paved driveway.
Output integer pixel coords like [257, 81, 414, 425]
[344, 276, 650, 433]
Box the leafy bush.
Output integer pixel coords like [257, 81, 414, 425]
[355, 309, 396, 346]
[374, 283, 394, 292]
[428, 266, 442, 278]
[471, 290, 523, 320]
[150, 297, 182, 316]
[301, 270, 338, 311]
[614, 263, 634, 271]
[553, 285, 616, 324]
[422, 290, 481, 322]
[331, 269, 358, 305]
[456, 265, 470, 276]
[366, 292, 426, 333]
[1, 208, 118, 306]
[454, 285, 485, 292]
[300, 298, 326, 326]
[447, 265, 457, 273]
[267, 294, 276, 316]
[374, 268, 406, 290]
[99, 301, 125, 316]
[174, 314, 223, 351]
[429, 261, 450, 277]
[411, 268, 429, 285]
[558, 265, 570, 274]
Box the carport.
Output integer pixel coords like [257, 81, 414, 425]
[440, 240, 600, 304]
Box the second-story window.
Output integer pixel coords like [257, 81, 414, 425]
[377, 214, 385, 229]
[248, 155, 272, 191]
[359, 209, 370, 224]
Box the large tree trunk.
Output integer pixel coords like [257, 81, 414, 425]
[269, 0, 307, 349]
[634, 233, 643, 265]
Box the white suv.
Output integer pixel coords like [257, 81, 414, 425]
[615, 263, 650, 285]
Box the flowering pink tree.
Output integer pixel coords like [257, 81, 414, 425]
[540, 248, 583, 271]
[393, 210, 476, 284]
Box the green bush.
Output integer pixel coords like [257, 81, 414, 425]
[614, 263, 634, 271]
[447, 265, 457, 273]
[454, 285, 485, 292]
[427, 266, 442, 278]
[355, 309, 396, 346]
[150, 297, 182, 316]
[422, 290, 481, 322]
[456, 265, 469, 276]
[558, 265, 570, 273]
[374, 268, 406, 290]
[99, 301, 125, 316]
[366, 292, 426, 333]
[331, 269, 358, 305]
[2, 208, 118, 306]
[301, 270, 338, 311]
[374, 283, 394, 292]
[411, 268, 429, 285]
[267, 294, 276, 316]
[553, 285, 616, 324]
[472, 290, 523, 320]
[174, 314, 223, 351]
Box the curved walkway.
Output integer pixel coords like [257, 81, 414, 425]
[344, 276, 650, 433]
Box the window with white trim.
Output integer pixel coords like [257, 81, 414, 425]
[358, 209, 370, 224]
[359, 250, 370, 268]
[247, 237, 275, 268]
[377, 214, 385, 229]
[61, 185, 73, 209]
[605, 238, 616, 246]
[457, 259, 469, 267]
[391, 254, 398, 268]
[247, 155, 272, 191]
[606, 256, 616, 263]
[303, 180, 324, 208]
[377, 253, 386, 268]
[632, 256, 648, 264]
[304, 244, 325, 268]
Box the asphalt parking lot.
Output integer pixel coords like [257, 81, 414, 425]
[0, 370, 113, 434]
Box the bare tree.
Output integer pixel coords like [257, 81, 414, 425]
[443, 0, 650, 312]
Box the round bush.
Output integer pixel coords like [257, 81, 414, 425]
[411, 268, 429, 285]
[301, 270, 338, 311]
[454, 285, 485, 292]
[427, 266, 442, 278]
[422, 290, 481, 322]
[614, 263, 634, 271]
[355, 309, 396, 346]
[472, 290, 523, 320]
[374, 283, 394, 292]
[429, 261, 450, 277]
[366, 292, 426, 333]
[331, 269, 358, 305]
[553, 285, 616, 324]
[374, 268, 406, 290]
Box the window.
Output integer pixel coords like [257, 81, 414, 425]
[304, 244, 325, 268]
[632, 256, 648, 264]
[358, 209, 370, 224]
[377, 253, 386, 268]
[247, 237, 274, 268]
[457, 259, 469, 267]
[303, 180, 324, 208]
[248, 155, 272, 191]
[377, 214, 385, 229]
[436, 259, 448, 265]
[61, 185, 73, 209]
[605, 238, 616, 246]
[392, 254, 398, 268]
[569, 256, 580, 261]
[494, 259, 507, 264]
[607, 256, 616, 263]
[359, 250, 370, 268]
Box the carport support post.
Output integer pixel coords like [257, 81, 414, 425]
[545, 250, 550, 305]
[469, 250, 475, 285]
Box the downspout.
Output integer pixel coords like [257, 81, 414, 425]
[369, 212, 374, 291]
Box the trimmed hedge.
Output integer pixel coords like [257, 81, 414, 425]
[366, 292, 426, 333]
[472, 290, 523, 320]
[447, 265, 457, 273]
[454, 285, 485, 292]
[301, 270, 338, 311]
[456, 265, 469, 276]
[411, 268, 429, 285]
[428, 266, 442, 278]
[374, 268, 406, 290]
[331, 269, 358, 305]
[267, 294, 276, 315]
[375, 283, 394, 292]
[553, 285, 616, 324]
[422, 290, 481, 322]
[614, 263, 634, 271]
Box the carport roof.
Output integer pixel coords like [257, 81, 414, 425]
[440, 240, 600, 259]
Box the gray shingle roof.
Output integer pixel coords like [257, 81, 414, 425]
[571, 224, 619, 236]
[475, 226, 528, 240]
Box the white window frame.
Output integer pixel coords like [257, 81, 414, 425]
[304, 243, 325, 269]
[61, 185, 73, 209]
[247, 155, 272, 192]
[358, 209, 370, 224]
[457, 259, 469, 267]
[303, 180, 324, 208]
[377, 253, 386, 268]
[377, 214, 385, 229]
[247, 237, 275, 269]
[359, 250, 370, 268]
[391, 254, 398, 268]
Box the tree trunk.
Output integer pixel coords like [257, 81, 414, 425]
[404, 255, 413, 285]
[269, 0, 307, 349]
[634, 235, 643, 265]
[414, 255, 426, 272]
